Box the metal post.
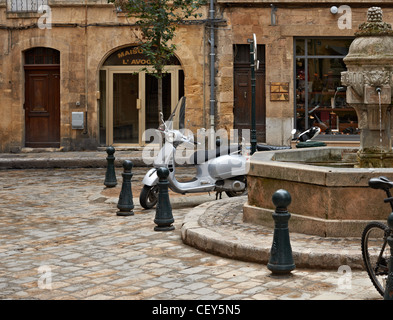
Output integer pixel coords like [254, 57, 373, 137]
[248, 39, 257, 155]
[116, 160, 134, 216]
[270, 4, 278, 26]
[209, 0, 216, 132]
[104, 146, 117, 188]
[384, 212, 393, 300]
[154, 167, 175, 231]
[267, 189, 296, 275]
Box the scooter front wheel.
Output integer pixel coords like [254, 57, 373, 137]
[140, 185, 159, 209]
[225, 177, 247, 197]
[225, 190, 248, 197]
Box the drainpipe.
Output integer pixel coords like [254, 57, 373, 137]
[209, 0, 215, 133]
[270, 4, 277, 26]
[83, 0, 88, 135]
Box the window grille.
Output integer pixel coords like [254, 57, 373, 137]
[7, 0, 48, 13]
[25, 47, 60, 65]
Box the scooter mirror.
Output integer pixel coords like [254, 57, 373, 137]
[291, 129, 297, 135]
[159, 112, 164, 124]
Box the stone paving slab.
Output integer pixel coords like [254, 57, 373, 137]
[0, 166, 383, 300]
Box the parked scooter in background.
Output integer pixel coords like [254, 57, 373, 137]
[294, 126, 321, 142]
[291, 125, 327, 148]
[140, 97, 322, 209]
[139, 97, 248, 209]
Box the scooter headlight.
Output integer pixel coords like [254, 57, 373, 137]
[166, 131, 176, 143]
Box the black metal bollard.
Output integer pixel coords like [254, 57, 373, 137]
[267, 189, 296, 275]
[384, 212, 393, 300]
[104, 146, 117, 188]
[116, 160, 134, 216]
[154, 167, 174, 231]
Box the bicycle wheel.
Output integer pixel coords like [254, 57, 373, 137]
[361, 221, 390, 297]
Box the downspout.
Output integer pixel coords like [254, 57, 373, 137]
[209, 0, 215, 132]
[203, 27, 206, 129]
[83, 0, 88, 135]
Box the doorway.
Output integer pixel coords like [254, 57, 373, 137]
[112, 73, 139, 144]
[101, 68, 183, 146]
[99, 46, 184, 146]
[233, 44, 266, 142]
[24, 47, 60, 148]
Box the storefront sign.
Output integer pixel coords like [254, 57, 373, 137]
[104, 46, 180, 66]
[270, 82, 289, 101]
[104, 46, 151, 66]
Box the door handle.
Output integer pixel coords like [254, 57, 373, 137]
[136, 99, 141, 110]
[244, 92, 247, 99]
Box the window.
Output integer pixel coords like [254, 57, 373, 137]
[295, 38, 358, 136]
[25, 47, 60, 65]
[7, 0, 47, 13]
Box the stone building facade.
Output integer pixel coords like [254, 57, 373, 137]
[0, 0, 392, 152]
[0, 0, 207, 152]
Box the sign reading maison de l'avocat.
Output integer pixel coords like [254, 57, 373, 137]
[104, 46, 150, 66]
[104, 46, 180, 66]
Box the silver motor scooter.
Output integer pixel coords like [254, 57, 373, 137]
[139, 97, 248, 209]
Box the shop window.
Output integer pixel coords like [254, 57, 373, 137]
[7, 0, 47, 12]
[295, 38, 358, 136]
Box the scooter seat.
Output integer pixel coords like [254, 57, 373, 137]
[189, 145, 241, 165]
[369, 176, 393, 191]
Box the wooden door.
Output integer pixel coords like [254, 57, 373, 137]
[234, 44, 266, 142]
[24, 66, 60, 148]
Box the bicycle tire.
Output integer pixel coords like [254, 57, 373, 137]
[361, 221, 390, 297]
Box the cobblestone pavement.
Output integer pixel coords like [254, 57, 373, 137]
[0, 167, 382, 300]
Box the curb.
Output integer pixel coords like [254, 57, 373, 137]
[181, 197, 365, 270]
[0, 156, 149, 169]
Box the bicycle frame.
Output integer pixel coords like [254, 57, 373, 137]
[375, 235, 389, 275]
[363, 177, 393, 296]
[375, 188, 393, 274]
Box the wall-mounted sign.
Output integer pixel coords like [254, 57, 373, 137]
[103, 46, 180, 66]
[104, 46, 150, 66]
[270, 82, 289, 101]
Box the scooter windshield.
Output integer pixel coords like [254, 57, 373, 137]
[160, 96, 186, 131]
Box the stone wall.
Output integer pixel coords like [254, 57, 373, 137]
[0, 2, 207, 151]
[2, 1, 393, 151]
[217, 4, 393, 145]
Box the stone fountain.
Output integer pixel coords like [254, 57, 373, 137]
[341, 6, 393, 168]
[243, 7, 393, 237]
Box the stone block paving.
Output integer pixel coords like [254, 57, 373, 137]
[0, 167, 382, 300]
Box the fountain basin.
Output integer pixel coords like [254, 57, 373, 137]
[244, 147, 393, 237]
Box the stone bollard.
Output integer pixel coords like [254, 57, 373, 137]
[104, 146, 117, 188]
[267, 189, 296, 275]
[154, 167, 174, 231]
[116, 160, 134, 216]
[384, 212, 393, 300]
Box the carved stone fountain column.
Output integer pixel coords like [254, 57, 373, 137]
[341, 7, 393, 168]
